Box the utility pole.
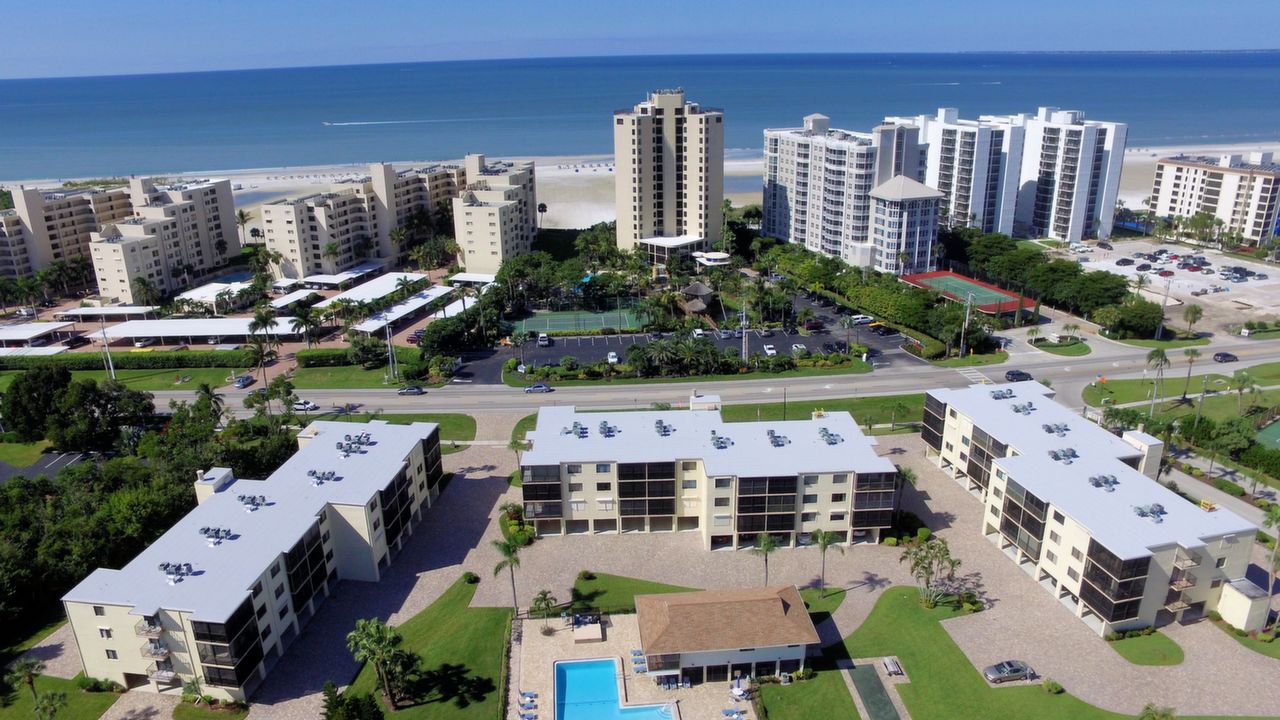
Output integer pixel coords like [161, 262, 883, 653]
[1193, 375, 1208, 429]
[99, 316, 116, 380]
[1154, 275, 1173, 340]
[959, 292, 975, 358]
[384, 324, 398, 382]
[740, 301, 749, 362]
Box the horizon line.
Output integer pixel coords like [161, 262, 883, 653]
[3, 48, 1279, 82]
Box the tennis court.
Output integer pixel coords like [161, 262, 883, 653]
[901, 271, 1033, 314]
[515, 308, 640, 334]
[1255, 419, 1280, 450]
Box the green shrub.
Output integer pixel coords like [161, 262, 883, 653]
[0, 431, 20, 443]
[578, 570, 596, 581]
[916, 527, 932, 542]
[883, 536, 899, 547]
[462, 571, 479, 584]
[1212, 478, 1247, 497]
[1104, 632, 1120, 642]
[1042, 679, 1064, 695]
[1257, 633, 1275, 643]
[295, 348, 352, 367]
[793, 667, 815, 681]
[1208, 610, 1223, 622]
[0, 349, 251, 371]
[1233, 627, 1249, 637]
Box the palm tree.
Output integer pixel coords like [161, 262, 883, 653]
[245, 336, 277, 390]
[1147, 348, 1170, 409]
[443, 237, 460, 267]
[1025, 326, 1041, 345]
[1261, 505, 1280, 616]
[1061, 322, 1080, 342]
[751, 533, 780, 586]
[389, 227, 407, 254]
[130, 276, 159, 306]
[492, 538, 522, 614]
[530, 589, 558, 629]
[508, 438, 529, 466]
[249, 305, 278, 337]
[888, 400, 910, 429]
[33, 691, 66, 720]
[537, 202, 548, 227]
[810, 529, 845, 598]
[5, 657, 44, 702]
[194, 382, 225, 418]
[1138, 703, 1178, 720]
[346, 618, 403, 708]
[322, 242, 342, 270]
[235, 209, 252, 249]
[395, 275, 418, 300]
[289, 306, 325, 349]
[1181, 348, 1201, 399]
[0, 276, 17, 313]
[1182, 304, 1203, 337]
[1230, 369, 1258, 414]
[1132, 272, 1151, 296]
[408, 244, 431, 271]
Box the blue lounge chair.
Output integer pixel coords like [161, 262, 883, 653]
[520, 691, 538, 699]
[631, 649, 645, 656]
[722, 710, 743, 718]
[520, 702, 537, 710]
[521, 713, 537, 720]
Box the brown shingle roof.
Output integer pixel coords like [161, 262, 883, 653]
[636, 586, 819, 655]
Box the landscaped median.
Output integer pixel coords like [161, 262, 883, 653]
[502, 355, 871, 388]
[1105, 628, 1185, 665]
[1033, 339, 1092, 357]
[305, 412, 475, 453]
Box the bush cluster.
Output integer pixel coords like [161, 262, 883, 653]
[462, 571, 479, 584]
[75, 676, 125, 693]
[0, 349, 252, 371]
[1104, 626, 1156, 641]
[1041, 679, 1065, 695]
[1212, 478, 1247, 497]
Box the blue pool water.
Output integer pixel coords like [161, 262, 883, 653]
[555, 659, 671, 720]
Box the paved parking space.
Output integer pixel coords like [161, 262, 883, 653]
[1100, 240, 1280, 317]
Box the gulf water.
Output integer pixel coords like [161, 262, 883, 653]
[1, 52, 1278, 179]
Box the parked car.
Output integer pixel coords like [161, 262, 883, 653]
[606, 351, 619, 364]
[1201, 268, 1216, 275]
[1115, 258, 1135, 266]
[1004, 369, 1033, 382]
[63, 335, 91, 348]
[717, 328, 733, 339]
[849, 314, 875, 325]
[983, 660, 1030, 684]
[1158, 270, 1175, 278]
[650, 330, 663, 340]
[15, 307, 35, 317]
[293, 400, 319, 412]
[1256, 273, 1269, 281]
[133, 337, 157, 348]
[1213, 352, 1238, 363]
[733, 328, 744, 338]
[536, 333, 551, 347]
[803, 318, 825, 331]
[763, 344, 778, 357]
[524, 383, 553, 393]
[206, 335, 222, 344]
[1096, 242, 1113, 250]
[791, 343, 808, 356]
[1135, 263, 1152, 272]
[233, 375, 255, 389]
[397, 385, 425, 396]
[692, 328, 706, 339]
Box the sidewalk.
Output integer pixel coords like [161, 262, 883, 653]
[1165, 448, 1277, 538]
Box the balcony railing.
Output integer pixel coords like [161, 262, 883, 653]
[135, 620, 163, 637]
[139, 642, 170, 659]
[1170, 570, 1197, 591]
[1172, 551, 1201, 570]
[147, 667, 178, 683]
[1164, 596, 1190, 612]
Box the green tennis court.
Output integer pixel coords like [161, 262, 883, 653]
[914, 275, 1011, 306]
[515, 308, 640, 333]
[1255, 420, 1280, 450]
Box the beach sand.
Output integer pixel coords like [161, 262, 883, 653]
[5, 142, 1276, 232]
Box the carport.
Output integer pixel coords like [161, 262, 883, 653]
[94, 318, 301, 346]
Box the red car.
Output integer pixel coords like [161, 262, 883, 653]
[1158, 270, 1175, 278]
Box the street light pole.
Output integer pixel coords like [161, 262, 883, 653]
[1154, 275, 1173, 340]
[100, 316, 116, 380]
[959, 292, 975, 358]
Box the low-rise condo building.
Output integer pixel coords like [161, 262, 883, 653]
[922, 381, 1267, 636]
[62, 420, 445, 701]
[452, 154, 537, 275]
[261, 162, 464, 279]
[1, 184, 133, 278]
[520, 397, 900, 550]
[1149, 153, 1280, 244]
[614, 89, 725, 268]
[636, 586, 819, 685]
[763, 114, 930, 273]
[89, 178, 238, 304]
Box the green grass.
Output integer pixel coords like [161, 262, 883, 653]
[305, 412, 476, 454]
[512, 414, 537, 444]
[1107, 632, 1184, 666]
[1034, 340, 1092, 357]
[839, 587, 1267, 720]
[1156, 388, 1280, 424]
[800, 587, 846, 617]
[931, 351, 1010, 368]
[0, 368, 234, 393]
[503, 361, 872, 388]
[1245, 362, 1280, 385]
[173, 702, 249, 720]
[1082, 374, 1230, 407]
[571, 572, 698, 613]
[6, 617, 66, 655]
[348, 576, 512, 720]
[1212, 620, 1280, 660]
[291, 365, 436, 389]
[758, 660, 861, 720]
[1117, 336, 1210, 349]
[0, 440, 50, 468]
[0, 675, 119, 720]
[720, 394, 924, 428]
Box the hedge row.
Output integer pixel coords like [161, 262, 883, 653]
[816, 289, 948, 360]
[0, 349, 253, 371]
[295, 346, 421, 368]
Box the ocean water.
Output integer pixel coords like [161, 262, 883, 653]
[2, 52, 1278, 179]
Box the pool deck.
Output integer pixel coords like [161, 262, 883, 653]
[514, 614, 755, 720]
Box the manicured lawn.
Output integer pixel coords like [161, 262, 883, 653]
[308, 412, 476, 446]
[68, 367, 237, 391]
[292, 365, 443, 389]
[1034, 340, 1092, 357]
[800, 587, 846, 617]
[1156, 388, 1280, 424]
[512, 413, 537, 444]
[0, 675, 119, 720]
[721, 394, 924, 428]
[571, 572, 698, 614]
[758, 660, 861, 720]
[931, 351, 1009, 368]
[1117, 336, 1210, 349]
[0, 440, 50, 468]
[1082, 374, 1229, 407]
[1107, 632, 1184, 665]
[503, 361, 872, 388]
[1245, 361, 1280, 385]
[173, 702, 249, 720]
[348, 576, 512, 720]
[1211, 620, 1280, 660]
[5, 615, 66, 655]
[838, 587, 1270, 720]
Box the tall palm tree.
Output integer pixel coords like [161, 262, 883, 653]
[5, 657, 45, 702]
[810, 529, 845, 598]
[346, 618, 403, 708]
[394, 275, 418, 300]
[1025, 326, 1041, 345]
[492, 538, 523, 614]
[508, 438, 529, 466]
[245, 336, 277, 390]
[194, 382, 225, 418]
[130, 276, 159, 306]
[389, 227, 407, 254]
[751, 533, 780, 586]
[0, 276, 17, 313]
[235, 209, 252, 250]
[322, 242, 342, 270]
[1180, 348, 1201, 399]
[289, 306, 324, 349]
[537, 202, 548, 227]
[1146, 348, 1170, 411]
[1230, 369, 1258, 414]
[249, 305, 278, 337]
[530, 589, 558, 629]
[1182, 304, 1203, 337]
[408, 244, 430, 271]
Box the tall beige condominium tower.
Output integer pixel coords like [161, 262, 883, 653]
[89, 178, 239, 304]
[451, 154, 537, 275]
[1, 185, 132, 279]
[1149, 153, 1280, 244]
[614, 89, 724, 267]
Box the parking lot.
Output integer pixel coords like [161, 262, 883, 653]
[1092, 240, 1280, 320]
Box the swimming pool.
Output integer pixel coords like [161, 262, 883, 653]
[554, 659, 673, 720]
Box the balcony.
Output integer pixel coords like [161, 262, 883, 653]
[139, 642, 170, 659]
[1163, 595, 1190, 613]
[147, 667, 178, 683]
[1170, 570, 1197, 591]
[135, 619, 163, 637]
[1173, 551, 1201, 570]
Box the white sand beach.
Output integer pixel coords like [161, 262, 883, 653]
[4, 142, 1275, 232]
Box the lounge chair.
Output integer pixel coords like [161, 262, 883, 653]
[682, 677, 691, 689]
[520, 702, 537, 710]
[722, 710, 743, 718]
[631, 649, 645, 656]
[665, 677, 676, 690]
[521, 713, 537, 720]
[520, 691, 538, 699]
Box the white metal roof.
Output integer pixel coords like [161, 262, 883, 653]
[62, 420, 437, 622]
[524, 406, 895, 477]
[930, 382, 1256, 559]
[0, 321, 73, 341]
[0, 346, 69, 356]
[351, 285, 453, 333]
[315, 272, 429, 309]
[639, 235, 705, 249]
[269, 289, 321, 310]
[95, 318, 300, 339]
[54, 306, 160, 319]
[301, 259, 389, 287]
[178, 281, 256, 305]
[448, 272, 497, 284]
[272, 278, 301, 290]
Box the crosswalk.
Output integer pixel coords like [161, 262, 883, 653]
[955, 367, 992, 384]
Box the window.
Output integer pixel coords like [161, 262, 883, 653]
[715, 478, 732, 489]
[830, 512, 846, 521]
[596, 482, 612, 491]
[1046, 550, 1058, 563]
[256, 605, 267, 620]
[831, 493, 846, 503]
[321, 530, 330, 543]
[948, 408, 957, 418]
[1071, 547, 1084, 562]
[373, 518, 381, 531]
[252, 582, 263, 598]
[1210, 578, 1223, 588]
[274, 584, 285, 599]
[989, 504, 999, 516]
[595, 464, 610, 473]
[270, 562, 281, 578]
[802, 494, 818, 504]
[279, 606, 289, 619]
[261, 625, 273, 641]
[1052, 510, 1065, 524]
[568, 483, 583, 492]
[105, 650, 118, 660]
[93, 606, 105, 616]
[833, 474, 848, 484]
[945, 442, 953, 451]
[1216, 557, 1226, 568]
[801, 512, 818, 522]
[681, 479, 697, 489]
[567, 464, 582, 474]
[1049, 531, 1061, 545]
[961, 436, 971, 446]
[714, 497, 730, 507]
[802, 475, 818, 486]
[992, 487, 1003, 498]
[1067, 567, 1080, 581]
[713, 515, 731, 527]
[682, 461, 697, 471]
[98, 628, 112, 639]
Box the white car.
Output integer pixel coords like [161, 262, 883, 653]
[606, 351, 619, 364]
[763, 344, 778, 357]
[691, 329, 705, 339]
[849, 314, 874, 325]
[791, 343, 808, 356]
[133, 337, 156, 348]
[292, 400, 319, 412]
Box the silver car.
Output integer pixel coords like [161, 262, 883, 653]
[983, 660, 1030, 684]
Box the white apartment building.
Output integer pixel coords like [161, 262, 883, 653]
[884, 108, 1024, 235]
[62, 420, 445, 701]
[981, 107, 1127, 243]
[1, 185, 132, 278]
[520, 396, 900, 550]
[870, 176, 943, 274]
[451, 154, 537, 275]
[922, 382, 1268, 636]
[261, 162, 464, 279]
[1150, 153, 1280, 244]
[89, 178, 237, 304]
[762, 114, 929, 272]
[614, 89, 724, 267]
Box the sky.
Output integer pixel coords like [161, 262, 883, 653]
[2, 0, 1278, 79]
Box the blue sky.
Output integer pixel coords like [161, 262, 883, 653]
[4, 0, 1277, 79]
